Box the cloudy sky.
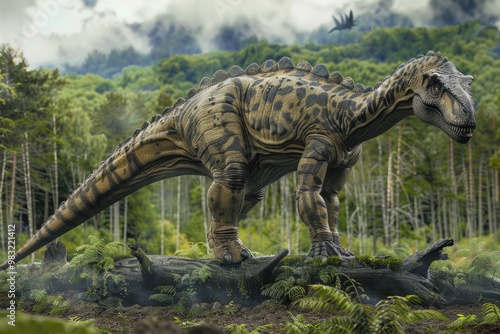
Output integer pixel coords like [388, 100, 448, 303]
[1, 0, 499, 68]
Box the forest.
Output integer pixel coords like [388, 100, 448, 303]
[1, 20, 500, 263]
[1, 18, 500, 333]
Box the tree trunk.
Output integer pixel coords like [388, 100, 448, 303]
[0, 151, 6, 252]
[123, 197, 128, 255]
[8, 152, 16, 230]
[113, 201, 120, 242]
[52, 114, 59, 216]
[22, 137, 34, 262]
[100, 239, 500, 308]
[385, 138, 393, 246]
[176, 177, 181, 251]
[160, 180, 165, 255]
[200, 175, 209, 253]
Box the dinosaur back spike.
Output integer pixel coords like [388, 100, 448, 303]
[296, 60, 313, 72]
[261, 59, 278, 73]
[228, 65, 244, 77]
[173, 97, 186, 108]
[340, 77, 355, 89]
[329, 71, 344, 84]
[277, 56, 294, 70]
[245, 63, 260, 75]
[199, 77, 212, 88]
[311, 64, 329, 78]
[187, 87, 199, 99]
[150, 114, 161, 123]
[212, 70, 229, 84]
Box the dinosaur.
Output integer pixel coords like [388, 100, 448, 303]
[329, 10, 355, 33]
[0, 51, 475, 269]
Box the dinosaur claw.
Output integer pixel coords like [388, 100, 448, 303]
[240, 249, 251, 260]
[308, 241, 355, 260]
[223, 253, 233, 265]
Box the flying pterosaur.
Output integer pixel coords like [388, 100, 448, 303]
[329, 10, 355, 33]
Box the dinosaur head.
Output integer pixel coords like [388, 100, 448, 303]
[412, 59, 475, 143]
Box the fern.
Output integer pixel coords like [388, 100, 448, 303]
[372, 295, 448, 334]
[225, 323, 273, 334]
[175, 242, 211, 259]
[262, 278, 294, 300]
[294, 285, 447, 334]
[67, 235, 125, 302]
[449, 313, 478, 329]
[287, 286, 306, 302]
[149, 285, 176, 304]
[284, 313, 320, 333]
[481, 302, 500, 325]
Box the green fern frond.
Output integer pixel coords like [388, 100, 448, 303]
[226, 323, 272, 334]
[154, 285, 176, 295]
[321, 315, 360, 334]
[287, 286, 306, 302]
[284, 313, 319, 333]
[275, 265, 296, 280]
[30, 289, 48, 303]
[295, 285, 360, 315]
[449, 313, 478, 329]
[149, 293, 174, 303]
[262, 278, 293, 300]
[481, 302, 500, 325]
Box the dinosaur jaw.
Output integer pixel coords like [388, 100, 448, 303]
[413, 95, 475, 144]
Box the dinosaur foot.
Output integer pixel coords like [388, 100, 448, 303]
[307, 240, 355, 261]
[208, 227, 253, 265]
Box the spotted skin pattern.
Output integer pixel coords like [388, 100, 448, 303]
[0, 51, 476, 268]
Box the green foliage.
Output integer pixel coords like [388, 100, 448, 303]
[357, 255, 402, 270]
[375, 243, 411, 259]
[174, 242, 211, 259]
[284, 313, 321, 333]
[29, 289, 69, 315]
[481, 302, 500, 325]
[0, 311, 99, 333]
[438, 238, 500, 286]
[225, 323, 273, 334]
[149, 285, 176, 304]
[449, 313, 478, 330]
[449, 303, 500, 330]
[293, 285, 447, 334]
[65, 235, 125, 302]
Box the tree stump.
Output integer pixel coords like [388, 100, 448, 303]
[108, 239, 479, 307]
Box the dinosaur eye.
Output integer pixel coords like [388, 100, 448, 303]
[431, 83, 443, 96]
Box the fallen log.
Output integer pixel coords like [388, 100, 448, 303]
[107, 239, 470, 307]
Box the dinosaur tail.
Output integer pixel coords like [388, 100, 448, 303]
[0, 115, 205, 270]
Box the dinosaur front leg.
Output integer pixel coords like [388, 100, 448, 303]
[207, 163, 252, 265]
[321, 167, 354, 254]
[296, 143, 354, 260]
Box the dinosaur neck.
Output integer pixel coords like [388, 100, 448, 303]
[340, 74, 416, 148]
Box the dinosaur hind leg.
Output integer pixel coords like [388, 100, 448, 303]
[207, 162, 252, 265]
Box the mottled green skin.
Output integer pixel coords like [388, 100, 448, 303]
[0, 51, 475, 269]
